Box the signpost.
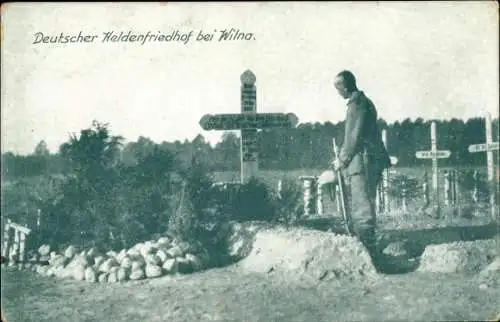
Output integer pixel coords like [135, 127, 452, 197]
[199, 70, 299, 183]
[415, 121, 451, 191]
[467, 112, 499, 218]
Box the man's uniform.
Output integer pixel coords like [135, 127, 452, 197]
[337, 91, 390, 252]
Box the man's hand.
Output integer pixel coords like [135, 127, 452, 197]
[332, 158, 344, 171]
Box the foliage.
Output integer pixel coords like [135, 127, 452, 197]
[167, 158, 215, 244]
[387, 174, 421, 200]
[272, 178, 305, 224]
[3, 117, 499, 179]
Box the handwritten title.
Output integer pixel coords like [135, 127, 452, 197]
[32, 29, 255, 45]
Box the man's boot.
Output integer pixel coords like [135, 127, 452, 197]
[360, 228, 386, 272]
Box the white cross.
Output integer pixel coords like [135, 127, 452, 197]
[415, 121, 451, 190]
[468, 112, 499, 219]
[468, 112, 499, 182]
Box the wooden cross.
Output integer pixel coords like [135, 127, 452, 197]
[468, 112, 499, 218]
[468, 112, 499, 182]
[199, 70, 299, 183]
[415, 121, 451, 191]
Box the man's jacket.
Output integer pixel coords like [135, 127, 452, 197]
[338, 91, 391, 179]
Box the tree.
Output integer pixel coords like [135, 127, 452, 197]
[55, 120, 125, 247]
[34, 140, 50, 156]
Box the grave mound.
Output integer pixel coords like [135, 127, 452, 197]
[476, 256, 500, 289]
[232, 225, 378, 283]
[417, 239, 498, 273]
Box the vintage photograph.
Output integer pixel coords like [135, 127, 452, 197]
[1, 2, 499, 321]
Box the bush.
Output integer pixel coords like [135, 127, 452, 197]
[388, 174, 420, 201]
[230, 178, 277, 222]
[272, 178, 305, 224]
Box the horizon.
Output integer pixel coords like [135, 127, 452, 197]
[2, 115, 499, 156]
[2, 2, 499, 155]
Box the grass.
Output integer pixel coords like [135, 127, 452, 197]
[2, 265, 499, 322]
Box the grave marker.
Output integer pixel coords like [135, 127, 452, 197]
[415, 121, 451, 191]
[200, 70, 299, 183]
[468, 112, 499, 182]
[468, 112, 499, 218]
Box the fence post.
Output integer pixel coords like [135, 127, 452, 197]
[2, 219, 12, 262]
[422, 172, 430, 209]
[444, 170, 451, 206]
[376, 185, 383, 214]
[402, 182, 408, 213]
[299, 176, 316, 216]
[472, 170, 479, 203]
[37, 209, 41, 228]
[10, 230, 20, 266]
[18, 231, 27, 270]
[316, 182, 323, 215]
[452, 170, 458, 205]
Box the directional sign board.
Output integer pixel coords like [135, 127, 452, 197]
[468, 142, 499, 153]
[415, 150, 451, 159]
[199, 113, 299, 131]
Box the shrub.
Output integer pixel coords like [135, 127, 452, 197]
[229, 178, 277, 222]
[272, 178, 305, 224]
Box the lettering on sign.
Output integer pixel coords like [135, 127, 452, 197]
[241, 85, 256, 112]
[415, 151, 451, 159]
[468, 142, 499, 153]
[199, 113, 298, 131]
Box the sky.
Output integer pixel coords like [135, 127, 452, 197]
[1, 2, 499, 155]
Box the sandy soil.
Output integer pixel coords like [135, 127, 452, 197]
[2, 263, 499, 322]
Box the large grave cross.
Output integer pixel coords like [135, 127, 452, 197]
[199, 70, 299, 183]
[415, 121, 451, 190]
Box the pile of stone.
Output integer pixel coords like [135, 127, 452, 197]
[24, 236, 209, 283]
[417, 239, 497, 273]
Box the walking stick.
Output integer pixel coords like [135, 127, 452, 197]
[332, 138, 353, 236]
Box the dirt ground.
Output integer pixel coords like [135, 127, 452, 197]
[2, 214, 499, 322]
[2, 260, 499, 322]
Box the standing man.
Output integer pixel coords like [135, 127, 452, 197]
[332, 70, 391, 264]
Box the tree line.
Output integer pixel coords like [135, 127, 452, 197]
[2, 117, 498, 180]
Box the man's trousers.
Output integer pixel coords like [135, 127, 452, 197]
[343, 169, 382, 251]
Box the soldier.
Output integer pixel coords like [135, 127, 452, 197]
[332, 70, 391, 267]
